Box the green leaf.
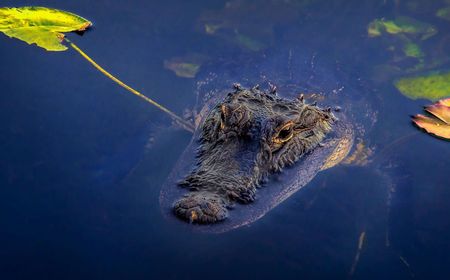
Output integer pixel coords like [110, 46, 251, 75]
[394, 71, 450, 100]
[0, 6, 92, 51]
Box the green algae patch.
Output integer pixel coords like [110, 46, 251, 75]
[437, 7, 450, 21]
[395, 72, 450, 100]
[367, 16, 437, 40]
[403, 42, 424, 58]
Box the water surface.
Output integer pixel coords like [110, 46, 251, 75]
[1, 0, 449, 279]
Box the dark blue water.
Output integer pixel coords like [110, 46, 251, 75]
[1, 0, 449, 279]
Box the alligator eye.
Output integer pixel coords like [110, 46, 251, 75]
[273, 122, 294, 144]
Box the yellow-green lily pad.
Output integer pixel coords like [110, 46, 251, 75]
[0, 6, 92, 51]
[395, 71, 450, 100]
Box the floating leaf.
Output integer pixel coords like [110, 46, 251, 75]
[425, 104, 450, 124]
[394, 71, 450, 100]
[0, 6, 92, 51]
[412, 114, 450, 139]
[413, 98, 450, 140]
[367, 16, 436, 40]
[438, 97, 450, 106]
[436, 7, 450, 21]
[0, 6, 194, 132]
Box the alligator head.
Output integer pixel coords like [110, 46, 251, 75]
[173, 85, 335, 224]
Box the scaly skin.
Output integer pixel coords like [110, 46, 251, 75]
[173, 85, 335, 224]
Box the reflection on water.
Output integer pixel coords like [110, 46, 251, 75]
[0, 0, 449, 279]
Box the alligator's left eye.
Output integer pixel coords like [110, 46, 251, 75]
[273, 122, 294, 144]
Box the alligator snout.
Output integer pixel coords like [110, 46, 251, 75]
[173, 192, 228, 224]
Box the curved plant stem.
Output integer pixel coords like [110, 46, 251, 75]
[64, 37, 195, 133]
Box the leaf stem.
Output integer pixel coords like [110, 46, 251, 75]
[64, 37, 195, 133]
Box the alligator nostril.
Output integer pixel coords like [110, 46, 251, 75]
[189, 211, 198, 223]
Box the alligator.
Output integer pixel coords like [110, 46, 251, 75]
[173, 84, 337, 224]
[159, 47, 376, 232]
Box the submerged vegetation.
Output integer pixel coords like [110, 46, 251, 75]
[196, 0, 317, 52]
[366, 2, 450, 104]
[368, 16, 437, 39]
[163, 54, 208, 78]
[436, 6, 450, 21]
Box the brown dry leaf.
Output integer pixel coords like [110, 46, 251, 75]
[438, 97, 450, 106]
[412, 114, 450, 139]
[413, 97, 450, 139]
[425, 104, 450, 124]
